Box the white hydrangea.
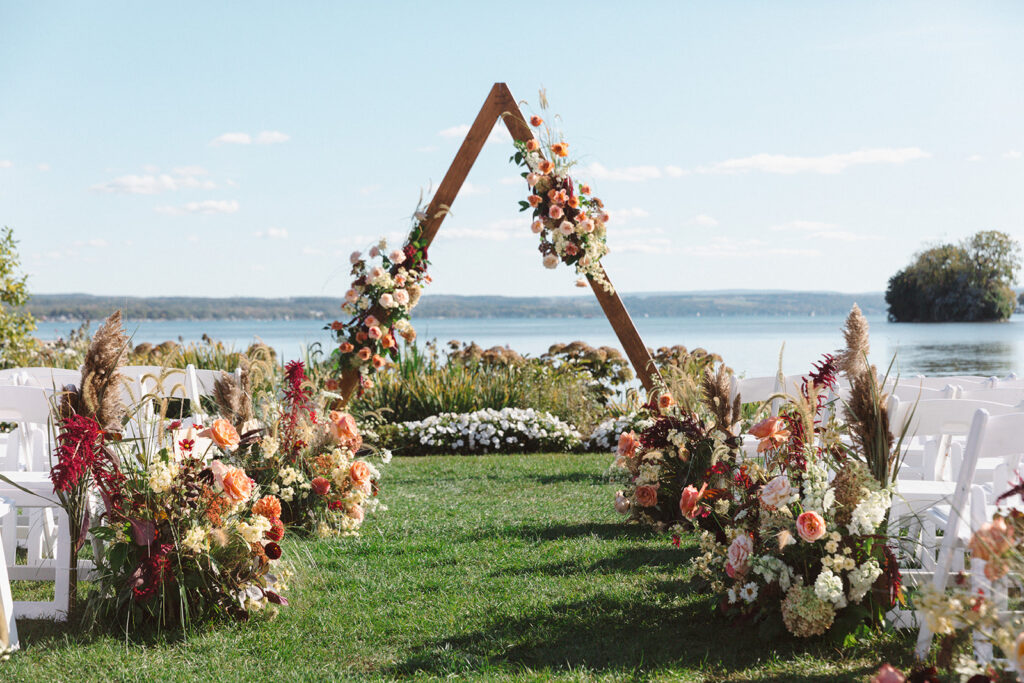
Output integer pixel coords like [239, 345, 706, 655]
[813, 568, 847, 608]
[800, 452, 830, 513]
[181, 526, 210, 554]
[147, 459, 178, 494]
[751, 554, 794, 591]
[235, 515, 271, 544]
[280, 466, 304, 486]
[848, 489, 891, 536]
[848, 558, 883, 603]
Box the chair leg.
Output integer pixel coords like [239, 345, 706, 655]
[0, 508, 19, 653]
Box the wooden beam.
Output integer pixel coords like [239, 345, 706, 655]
[342, 83, 663, 404]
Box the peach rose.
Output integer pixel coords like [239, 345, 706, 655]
[727, 534, 754, 575]
[538, 159, 553, 174]
[564, 244, 579, 257]
[759, 475, 793, 509]
[525, 139, 539, 152]
[529, 115, 543, 127]
[364, 315, 380, 328]
[371, 354, 385, 370]
[220, 466, 253, 505]
[580, 184, 591, 195]
[339, 341, 354, 353]
[616, 431, 640, 458]
[370, 266, 385, 281]
[252, 495, 282, 520]
[679, 483, 707, 520]
[969, 515, 1014, 562]
[394, 289, 410, 306]
[349, 504, 365, 523]
[531, 219, 544, 234]
[344, 289, 359, 303]
[548, 205, 564, 220]
[381, 335, 396, 349]
[749, 417, 791, 453]
[204, 418, 240, 450]
[1015, 633, 1024, 673]
[328, 411, 362, 449]
[527, 194, 542, 207]
[356, 331, 368, 343]
[350, 460, 372, 485]
[526, 172, 540, 187]
[796, 511, 826, 543]
[357, 347, 372, 361]
[389, 249, 405, 264]
[368, 326, 382, 340]
[634, 484, 659, 508]
[551, 141, 569, 157]
[658, 393, 675, 410]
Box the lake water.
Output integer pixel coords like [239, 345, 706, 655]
[33, 315, 1024, 379]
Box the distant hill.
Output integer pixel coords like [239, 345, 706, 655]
[27, 291, 888, 321]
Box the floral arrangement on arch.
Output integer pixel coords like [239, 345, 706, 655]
[512, 100, 613, 292]
[683, 308, 905, 640]
[46, 312, 290, 630]
[225, 360, 389, 538]
[330, 213, 431, 392]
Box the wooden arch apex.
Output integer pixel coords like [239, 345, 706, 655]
[342, 83, 662, 402]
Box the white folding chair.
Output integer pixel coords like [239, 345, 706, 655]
[0, 498, 18, 652]
[0, 368, 81, 391]
[915, 410, 1024, 659]
[957, 387, 1024, 405]
[186, 365, 243, 420]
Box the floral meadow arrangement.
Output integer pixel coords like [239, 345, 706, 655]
[512, 97, 613, 292]
[226, 360, 389, 538]
[387, 407, 582, 455]
[330, 212, 431, 395]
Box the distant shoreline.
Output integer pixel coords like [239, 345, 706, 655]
[28, 291, 890, 322]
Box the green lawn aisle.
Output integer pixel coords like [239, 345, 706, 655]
[3, 454, 913, 682]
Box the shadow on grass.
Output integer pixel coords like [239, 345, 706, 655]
[466, 522, 656, 543]
[386, 590, 915, 681]
[525, 471, 608, 486]
[491, 546, 697, 579]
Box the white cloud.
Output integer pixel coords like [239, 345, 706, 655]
[211, 132, 252, 145]
[301, 247, 320, 256]
[255, 227, 288, 240]
[1003, 150, 1022, 159]
[692, 214, 719, 227]
[156, 199, 239, 215]
[417, 145, 438, 153]
[500, 176, 524, 186]
[584, 162, 662, 182]
[967, 154, 984, 162]
[71, 238, 109, 249]
[461, 182, 488, 195]
[142, 164, 160, 173]
[771, 220, 881, 242]
[359, 184, 381, 196]
[679, 237, 820, 258]
[443, 218, 527, 241]
[0, 160, 12, 168]
[699, 147, 930, 175]
[664, 165, 687, 177]
[92, 168, 216, 194]
[37, 162, 50, 172]
[437, 123, 511, 145]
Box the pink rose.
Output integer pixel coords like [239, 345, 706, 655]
[394, 289, 410, 306]
[796, 511, 826, 543]
[394, 273, 406, 286]
[579, 218, 594, 233]
[370, 266, 385, 281]
[759, 475, 793, 509]
[679, 483, 707, 520]
[869, 664, 906, 683]
[350, 504, 365, 523]
[369, 246, 379, 258]
[548, 205, 564, 220]
[364, 315, 380, 328]
[349, 251, 361, 264]
[368, 326, 382, 340]
[558, 220, 574, 236]
[634, 485, 659, 508]
[379, 293, 395, 308]
[531, 219, 544, 234]
[726, 534, 754, 575]
[616, 431, 640, 458]
[526, 172, 540, 187]
[344, 289, 359, 303]
[389, 249, 405, 264]
[614, 491, 631, 515]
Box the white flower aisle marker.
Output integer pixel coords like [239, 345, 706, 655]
[333, 83, 662, 407]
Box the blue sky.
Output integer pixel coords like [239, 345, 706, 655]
[1, 1, 1022, 298]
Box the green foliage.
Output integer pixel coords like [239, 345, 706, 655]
[0, 227, 38, 368]
[886, 230, 1022, 322]
[347, 341, 607, 433]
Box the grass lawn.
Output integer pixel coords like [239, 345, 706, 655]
[3, 453, 916, 682]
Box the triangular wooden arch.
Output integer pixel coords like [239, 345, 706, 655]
[344, 83, 661, 401]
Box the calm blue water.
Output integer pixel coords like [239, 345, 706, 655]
[33, 315, 1024, 378]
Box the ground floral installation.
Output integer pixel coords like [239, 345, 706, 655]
[45, 312, 290, 631]
[512, 98, 613, 293]
[226, 360, 389, 538]
[330, 210, 431, 393]
[611, 306, 907, 641]
[389, 407, 582, 456]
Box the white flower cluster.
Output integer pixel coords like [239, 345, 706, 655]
[813, 568, 847, 608]
[585, 411, 652, 452]
[847, 559, 882, 603]
[394, 407, 582, 454]
[848, 488, 891, 536]
[751, 554, 794, 591]
[800, 452, 831, 514]
[147, 459, 178, 494]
